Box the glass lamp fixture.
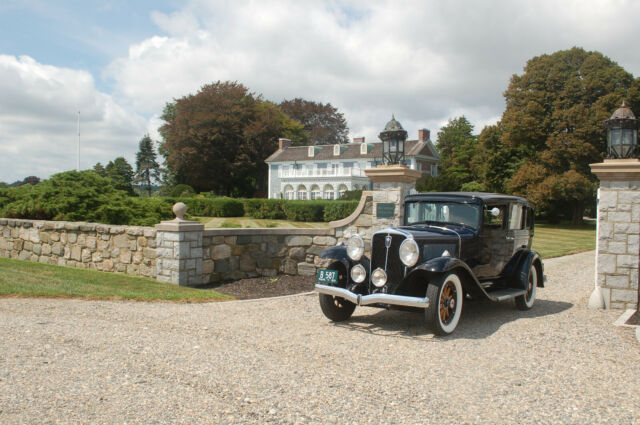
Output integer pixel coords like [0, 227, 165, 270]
[605, 100, 638, 159]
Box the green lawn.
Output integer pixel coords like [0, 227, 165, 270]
[0, 257, 232, 302]
[194, 216, 329, 229]
[533, 222, 596, 259]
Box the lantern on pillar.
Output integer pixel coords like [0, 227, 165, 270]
[605, 101, 638, 159]
[379, 115, 408, 165]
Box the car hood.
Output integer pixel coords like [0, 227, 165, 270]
[393, 225, 476, 241]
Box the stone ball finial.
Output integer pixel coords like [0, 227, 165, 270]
[172, 202, 187, 220]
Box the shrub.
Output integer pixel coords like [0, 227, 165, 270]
[323, 201, 359, 221]
[244, 198, 286, 219]
[340, 190, 363, 201]
[179, 197, 244, 217]
[282, 201, 326, 222]
[169, 184, 196, 197]
[0, 171, 175, 226]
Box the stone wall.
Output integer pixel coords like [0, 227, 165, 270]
[0, 185, 413, 286]
[0, 218, 157, 277]
[595, 181, 640, 310]
[201, 228, 335, 283]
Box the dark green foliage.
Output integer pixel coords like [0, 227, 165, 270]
[244, 198, 286, 219]
[176, 197, 245, 217]
[105, 157, 135, 195]
[135, 134, 160, 196]
[242, 199, 357, 222]
[169, 184, 196, 197]
[339, 190, 363, 201]
[0, 171, 174, 225]
[323, 201, 359, 222]
[282, 201, 325, 222]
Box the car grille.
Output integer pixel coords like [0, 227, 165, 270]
[371, 232, 406, 289]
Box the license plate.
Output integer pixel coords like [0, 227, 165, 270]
[317, 269, 339, 284]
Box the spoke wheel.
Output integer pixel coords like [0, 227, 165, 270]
[515, 264, 537, 310]
[425, 272, 463, 335]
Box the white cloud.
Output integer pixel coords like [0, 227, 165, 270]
[5, 0, 640, 183]
[0, 55, 147, 182]
[104, 0, 640, 147]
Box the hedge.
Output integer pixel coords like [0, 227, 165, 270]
[240, 199, 358, 222]
[164, 197, 245, 217]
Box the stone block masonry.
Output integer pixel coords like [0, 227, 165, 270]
[0, 218, 157, 277]
[201, 228, 334, 283]
[594, 179, 640, 310]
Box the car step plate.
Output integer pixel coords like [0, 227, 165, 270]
[488, 288, 527, 301]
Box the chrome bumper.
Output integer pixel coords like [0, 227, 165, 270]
[315, 284, 430, 309]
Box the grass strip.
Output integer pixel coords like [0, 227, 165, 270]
[533, 223, 596, 259]
[0, 257, 232, 302]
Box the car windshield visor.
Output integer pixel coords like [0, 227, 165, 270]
[405, 201, 481, 229]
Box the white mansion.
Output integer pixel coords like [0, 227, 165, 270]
[265, 128, 440, 200]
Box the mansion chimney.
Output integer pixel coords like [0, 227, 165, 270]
[353, 136, 365, 143]
[278, 138, 292, 150]
[418, 129, 430, 141]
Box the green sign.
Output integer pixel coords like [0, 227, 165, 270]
[376, 203, 395, 218]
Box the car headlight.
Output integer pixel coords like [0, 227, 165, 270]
[346, 234, 364, 261]
[371, 268, 387, 287]
[350, 264, 366, 283]
[399, 238, 419, 267]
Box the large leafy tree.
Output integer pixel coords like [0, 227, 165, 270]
[105, 157, 135, 195]
[159, 81, 305, 196]
[135, 134, 160, 196]
[279, 98, 349, 145]
[417, 116, 479, 192]
[500, 47, 640, 223]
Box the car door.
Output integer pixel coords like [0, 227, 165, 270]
[474, 203, 509, 279]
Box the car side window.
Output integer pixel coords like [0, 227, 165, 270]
[508, 204, 525, 230]
[483, 205, 506, 229]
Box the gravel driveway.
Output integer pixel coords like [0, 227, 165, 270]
[1, 251, 639, 424]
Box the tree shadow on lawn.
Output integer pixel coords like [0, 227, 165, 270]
[332, 298, 573, 340]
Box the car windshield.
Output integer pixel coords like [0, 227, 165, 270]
[405, 201, 481, 229]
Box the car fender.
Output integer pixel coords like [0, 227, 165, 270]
[408, 257, 488, 299]
[513, 250, 544, 289]
[319, 245, 370, 276]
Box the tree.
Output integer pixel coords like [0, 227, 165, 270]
[135, 134, 160, 196]
[159, 81, 305, 196]
[418, 116, 479, 192]
[499, 47, 640, 223]
[279, 98, 349, 145]
[105, 157, 135, 195]
[93, 162, 106, 177]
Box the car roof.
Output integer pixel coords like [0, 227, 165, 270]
[404, 192, 532, 205]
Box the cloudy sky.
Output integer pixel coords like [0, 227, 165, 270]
[1, 0, 640, 183]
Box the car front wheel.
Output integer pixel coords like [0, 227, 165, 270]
[319, 294, 356, 322]
[515, 263, 537, 310]
[425, 272, 463, 335]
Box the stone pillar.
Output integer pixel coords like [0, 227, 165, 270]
[363, 164, 422, 228]
[589, 159, 640, 310]
[155, 202, 204, 286]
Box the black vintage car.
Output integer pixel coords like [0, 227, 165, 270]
[315, 192, 545, 335]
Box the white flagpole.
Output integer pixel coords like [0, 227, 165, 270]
[77, 111, 80, 171]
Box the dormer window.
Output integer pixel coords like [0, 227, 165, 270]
[334, 145, 340, 156]
[308, 146, 315, 157]
[360, 143, 368, 155]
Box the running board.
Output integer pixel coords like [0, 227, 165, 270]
[486, 288, 526, 301]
